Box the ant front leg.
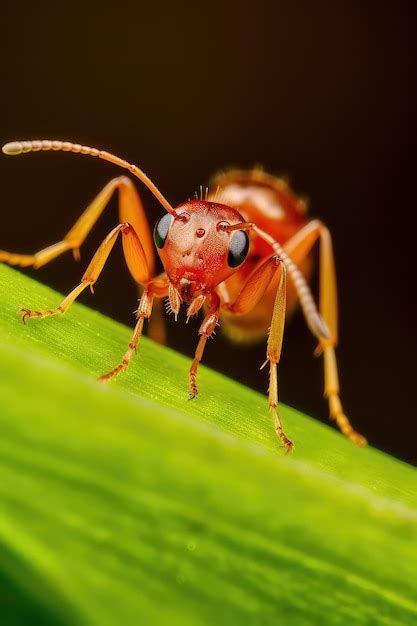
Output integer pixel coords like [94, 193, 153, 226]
[223, 255, 293, 451]
[21, 222, 143, 322]
[188, 292, 220, 400]
[99, 277, 168, 382]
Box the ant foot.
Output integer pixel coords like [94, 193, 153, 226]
[21, 306, 62, 323]
[98, 362, 127, 383]
[328, 395, 367, 447]
[188, 384, 199, 400]
[344, 427, 367, 447]
[188, 372, 199, 400]
[21, 308, 32, 324]
[21, 307, 45, 323]
[275, 426, 294, 454]
[280, 437, 295, 454]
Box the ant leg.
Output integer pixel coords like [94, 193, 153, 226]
[189, 292, 220, 399]
[283, 220, 366, 445]
[1, 176, 155, 276]
[1, 175, 167, 342]
[137, 282, 168, 345]
[21, 223, 148, 322]
[99, 279, 168, 382]
[251, 224, 329, 341]
[223, 255, 292, 450]
[263, 264, 293, 451]
[313, 227, 366, 445]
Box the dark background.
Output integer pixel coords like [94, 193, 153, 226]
[1, 2, 415, 463]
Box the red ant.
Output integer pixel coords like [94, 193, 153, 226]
[0, 139, 366, 451]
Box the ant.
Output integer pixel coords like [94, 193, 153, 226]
[0, 139, 367, 451]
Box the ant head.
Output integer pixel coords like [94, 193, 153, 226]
[154, 200, 249, 303]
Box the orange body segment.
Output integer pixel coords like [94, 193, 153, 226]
[209, 169, 310, 342]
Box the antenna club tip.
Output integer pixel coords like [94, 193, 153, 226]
[2, 141, 22, 155]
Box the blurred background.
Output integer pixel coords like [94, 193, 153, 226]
[1, 1, 415, 463]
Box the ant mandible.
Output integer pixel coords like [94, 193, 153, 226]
[0, 139, 367, 451]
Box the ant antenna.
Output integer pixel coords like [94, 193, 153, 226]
[2, 139, 175, 215]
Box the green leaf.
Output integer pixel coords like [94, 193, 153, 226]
[0, 262, 416, 626]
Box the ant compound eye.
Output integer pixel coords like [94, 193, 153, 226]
[153, 213, 173, 248]
[228, 230, 249, 267]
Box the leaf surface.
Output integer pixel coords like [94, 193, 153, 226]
[0, 263, 416, 626]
